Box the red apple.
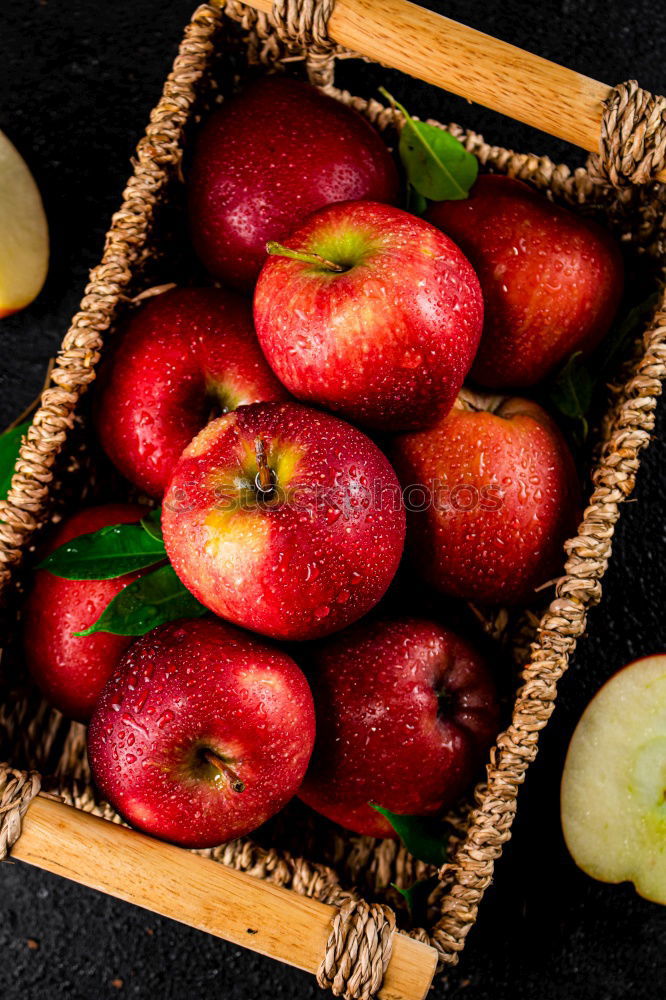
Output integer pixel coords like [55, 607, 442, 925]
[254, 200, 484, 430]
[162, 401, 405, 640]
[23, 504, 146, 722]
[96, 287, 288, 498]
[426, 175, 623, 387]
[299, 617, 499, 838]
[391, 396, 580, 606]
[88, 618, 315, 848]
[188, 77, 399, 290]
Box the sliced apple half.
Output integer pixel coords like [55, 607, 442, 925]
[561, 654, 666, 905]
[0, 130, 49, 317]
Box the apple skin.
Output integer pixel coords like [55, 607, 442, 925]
[23, 504, 146, 722]
[88, 618, 315, 848]
[298, 617, 499, 838]
[188, 77, 399, 290]
[254, 200, 484, 431]
[162, 401, 405, 640]
[561, 654, 666, 905]
[96, 288, 288, 498]
[391, 397, 580, 606]
[426, 175, 624, 387]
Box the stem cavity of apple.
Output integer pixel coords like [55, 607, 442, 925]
[265, 240, 346, 273]
[254, 437, 276, 500]
[202, 748, 245, 793]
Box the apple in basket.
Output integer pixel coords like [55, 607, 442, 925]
[96, 287, 288, 498]
[299, 617, 499, 838]
[254, 200, 484, 431]
[88, 618, 315, 848]
[188, 76, 399, 290]
[162, 401, 405, 640]
[391, 394, 580, 606]
[23, 504, 148, 722]
[426, 174, 624, 387]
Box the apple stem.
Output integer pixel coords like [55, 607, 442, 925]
[202, 748, 245, 793]
[265, 241, 346, 273]
[254, 437, 275, 497]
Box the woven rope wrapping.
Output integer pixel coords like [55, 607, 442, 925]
[317, 899, 396, 1000]
[0, 764, 40, 860]
[0, 2, 666, 994]
[589, 79, 666, 187]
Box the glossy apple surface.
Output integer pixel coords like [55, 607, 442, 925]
[561, 654, 666, 905]
[426, 175, 623, 387]
[162, 401, 405, 640]
[0, 129, 48, 318]
[254, 200, 483, 430]
[96, 287, 288, 498]
[88, 618, 315, 848]
[188, 77, 399, 290]
[299, 617, 499, 837]
[23, 504, 146, 721]
[391, 396, 579, 605]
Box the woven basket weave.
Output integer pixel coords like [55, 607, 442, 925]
[1, 2, 666, 995]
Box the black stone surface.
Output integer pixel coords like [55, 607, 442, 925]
[1, 2, 665, 998]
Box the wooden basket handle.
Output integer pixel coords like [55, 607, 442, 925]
[242, 0, 666, 182]
[12, 795, 438, 1000]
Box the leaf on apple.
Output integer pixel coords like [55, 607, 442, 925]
[380, 88, 478, 203]
[548, 352, 593, 441]
[39, 519, 167, 580]
[391, 875, 439, 924]
[371, 804, 447, 867]
[140, 506, 164, 544]
[548, 292, 659, 443]
[75, 564, 207, 637]
[0, 420, 30, 504]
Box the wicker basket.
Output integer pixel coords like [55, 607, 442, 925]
[1, 3, 666, 998]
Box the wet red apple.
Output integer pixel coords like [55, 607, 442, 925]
[254, 200, 483, 430]
[426, 175, 623, 387]
[23, 504, 146, 722]
[96, 287, 288, 498]
[391, 395, 580, 606]
[88, 618, 315, 848]
[188, 77, 399, 290]
[162, 401, 405, 640]
[299, 617, 499, 838]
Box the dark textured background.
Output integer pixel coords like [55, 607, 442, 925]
[1, 2, 665, 998]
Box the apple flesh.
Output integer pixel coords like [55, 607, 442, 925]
[391, 395, 579, 605]
[0, 130, 49, 317]
[254, 200, 484, 430]
[88, 618, 315, 848]
[188, 77, 399, 290]
[162, 401, 405, 640]
[96, 287, 288, 498]
[299, 617, 499, 838]
[426, 175, 624, 387]
[561, 654, 666, 905]
[23, 504, 146, 722]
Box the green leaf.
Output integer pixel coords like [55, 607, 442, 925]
[405, 184, 428, 217]
[74, 564, 206, 636]
[599, 292, 659, 377]
[141, 506, 164, 544]
[391, 875, 439, 923]
[39, 521, 166, 580]
[548, 351, 594, 439]
[371, 804, 447, 866]
[380, 87, 478, 202]
[0, 421, 30, 503]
